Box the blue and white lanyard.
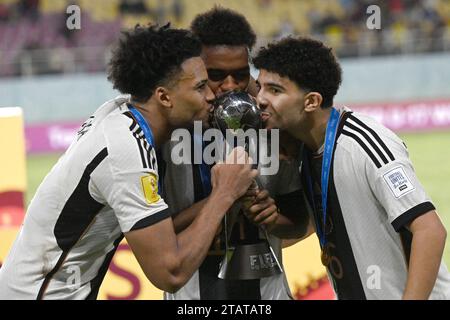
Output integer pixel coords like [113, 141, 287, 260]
[304, 108, 340, 248]
[193, 133, 212, 198]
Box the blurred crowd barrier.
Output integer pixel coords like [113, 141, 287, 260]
[17, 99, 450, 155]
[0, 0, 450, 77]
[1, 51, 449, 129]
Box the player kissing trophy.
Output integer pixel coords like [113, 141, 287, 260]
[210, 90, 283, 280]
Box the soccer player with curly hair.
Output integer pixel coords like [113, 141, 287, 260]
[254, 36, 450, 299]
[0, 24, 258, 300]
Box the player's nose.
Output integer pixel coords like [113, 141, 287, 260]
[205, 84, 215, 103]
[219, 75, 240, 93]
[256, 91, 269, 111]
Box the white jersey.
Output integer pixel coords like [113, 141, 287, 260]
[0, 96, 169, 299]
[162, 138, 303, 300]
[302, 107, 450, 299]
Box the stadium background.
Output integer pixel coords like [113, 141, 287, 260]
[0, 0, 449, 299]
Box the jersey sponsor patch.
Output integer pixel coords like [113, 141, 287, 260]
[383, 166, 415, 199]
[141, 173, 160, 204]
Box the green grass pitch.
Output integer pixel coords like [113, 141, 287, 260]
[25, 130, 450, 264]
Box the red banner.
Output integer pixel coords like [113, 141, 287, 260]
[348, 99, 450, 132]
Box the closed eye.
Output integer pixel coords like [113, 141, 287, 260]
[195, 80, 208, 90]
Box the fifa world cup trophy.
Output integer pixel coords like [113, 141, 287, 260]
[211, 90, 283, 280]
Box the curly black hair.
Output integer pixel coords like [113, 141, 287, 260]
[253, 37, 342, 109]
[190, 6, 256, 49]
[108, 24, 202, 103]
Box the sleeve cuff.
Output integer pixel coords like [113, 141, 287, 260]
[391, 201, 435, 232]
[129, 208, 172, 232]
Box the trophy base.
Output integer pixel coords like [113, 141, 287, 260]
[218, 241, 283, 280]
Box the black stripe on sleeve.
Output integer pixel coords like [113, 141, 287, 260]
[129, 208, 171, 232]
[124, 111, 148, 169]
[129, 120, 137, 132]
[336, 110, 353, 138]
[391, 201, 436, 232]
[349, 115, 395, 161]
[123, 111, 135, 124]
[138, 136, 150, 168]
[135, 134, 148, 168]
[143, 140, 154, 170]
[341, 129, 382, 168]
[344, 122, 389, 165]
[135, 127, 143, 136]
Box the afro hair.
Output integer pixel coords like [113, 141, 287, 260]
[253, 37, 342, 108]
[108, 23, 202, 103]
[190, 6, 256, 49]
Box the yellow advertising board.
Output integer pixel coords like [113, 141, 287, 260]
[0, 107, 26, 228]
[0, 227, 328, 299]
[0, 108, 329, 298]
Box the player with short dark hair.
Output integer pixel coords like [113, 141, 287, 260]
[191, 6, 256, 48]
[254, 37, 342, 109]
[0, 24, 257, 299]
[254, 36, 450, 299]
[162, 8, 309, 300]
[191, 6, 257, 96]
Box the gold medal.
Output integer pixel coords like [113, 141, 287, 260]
[321, 246, 330, 266]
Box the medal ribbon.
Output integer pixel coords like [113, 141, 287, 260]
[193, 133, 212, 198]
[304, 108, 340, 248]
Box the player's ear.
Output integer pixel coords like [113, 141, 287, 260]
[304, 92, 323, 113]
[154, 87, 173, 109]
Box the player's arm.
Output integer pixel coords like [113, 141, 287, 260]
[273, 190, 314, 239]
[279, 217, 315, 248]
[364, 132, 445, 300]
[402, 210, 447, 300]
[171, 198, 207, 234]
[125, 148, 257, 293]
[124, 188, 233, 293]
[244, 189, 314, 240]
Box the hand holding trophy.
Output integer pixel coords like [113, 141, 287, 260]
[211, 90, 283, 280]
